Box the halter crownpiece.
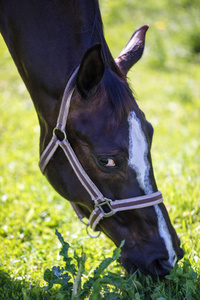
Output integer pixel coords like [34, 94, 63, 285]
[39, 67, 163, 231]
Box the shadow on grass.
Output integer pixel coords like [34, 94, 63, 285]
[1, 261, 200, 300]
[0, 267, 58, 300]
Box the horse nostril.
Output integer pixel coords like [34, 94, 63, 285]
[155, 259, 174, 276]
[160, 259, 173, 272]
[150, 258, 173, 277]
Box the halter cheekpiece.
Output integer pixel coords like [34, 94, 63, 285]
[39, 66, 163, 231]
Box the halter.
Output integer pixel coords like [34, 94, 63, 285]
[39, 67, 163, 231]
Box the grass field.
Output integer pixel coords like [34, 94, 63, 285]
[0, 0, 200, 299]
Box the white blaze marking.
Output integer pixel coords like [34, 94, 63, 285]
[154, 205, 177, 267]
[128, 111, 177, 267]
[128, 111, 152, 194]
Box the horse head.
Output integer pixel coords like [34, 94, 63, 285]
[42, 26, 183, 277]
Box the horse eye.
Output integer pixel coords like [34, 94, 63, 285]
[99, 158, 116, 167]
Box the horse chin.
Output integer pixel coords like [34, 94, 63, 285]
[118, 255, 138, 275]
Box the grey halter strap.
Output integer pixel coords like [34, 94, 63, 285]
[39, 67, 163, 231]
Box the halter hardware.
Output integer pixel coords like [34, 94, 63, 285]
[95, 198, 115, 218]
[39, 66, 163, 234]
[53, 128, 67, 141]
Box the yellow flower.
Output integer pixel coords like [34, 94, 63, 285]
[155, 21, 166, 30]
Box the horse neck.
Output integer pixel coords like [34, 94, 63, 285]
[0, 0, 112, 126]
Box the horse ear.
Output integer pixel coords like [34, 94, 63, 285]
[115, 25, 149, 77]
[76, 44, 105, 98]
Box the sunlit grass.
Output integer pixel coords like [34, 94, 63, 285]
[0, 0, 200, 298]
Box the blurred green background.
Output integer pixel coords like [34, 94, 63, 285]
[0, 0, 200, 298]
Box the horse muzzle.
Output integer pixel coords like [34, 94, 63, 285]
[118, 244, 184, 278]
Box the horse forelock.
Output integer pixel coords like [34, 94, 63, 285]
[98, 68, 138, 121]
[70, 67, 138, 125]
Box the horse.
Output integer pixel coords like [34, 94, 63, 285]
[0, 0, 183, 277]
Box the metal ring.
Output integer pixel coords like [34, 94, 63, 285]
[86, 224, 101, 238]
[53, 128, 67, 141]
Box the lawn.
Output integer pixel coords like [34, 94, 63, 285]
[0, 0, 200, 299]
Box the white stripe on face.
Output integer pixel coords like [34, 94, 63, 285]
[154, 205, 177, 267]
[128, 111, 177, 267]
[128, 111, 152, 195]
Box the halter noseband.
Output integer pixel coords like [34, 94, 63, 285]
[39, 67, 163, 231]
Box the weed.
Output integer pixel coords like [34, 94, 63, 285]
[44, 230, 128, 299]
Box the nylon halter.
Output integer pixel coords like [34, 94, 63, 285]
[39, 66, 163, 231]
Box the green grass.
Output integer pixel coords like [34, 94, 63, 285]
[0, 0, 200, 298]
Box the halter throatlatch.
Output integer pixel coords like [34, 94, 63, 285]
[39, 67, 163, 231]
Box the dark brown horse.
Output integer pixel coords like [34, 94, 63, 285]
[0, 0, 183, 277]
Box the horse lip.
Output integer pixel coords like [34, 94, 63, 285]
[159, 259, 174, 273]
[177, 247, 184, 260]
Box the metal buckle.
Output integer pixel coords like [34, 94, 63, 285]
[95, 198, 115, 217]
[53, 128, 67, 141]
